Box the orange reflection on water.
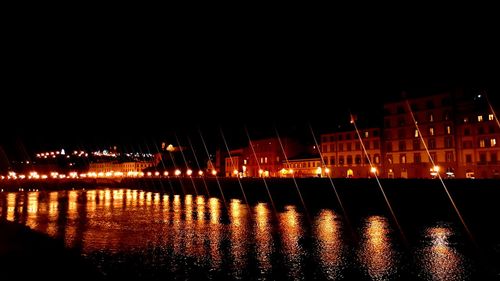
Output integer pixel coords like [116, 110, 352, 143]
[279, 205, 304, 280]
[6, 193, 16, 221]
[25, 192, 39, 230]
[420, 226, 466, 281]
[46, 192, 59, 237]
[359, 216, 397, 281]
[315, 210, 344, 280]
[208, 197, 222, 269]
[254, 203, 272, 275]
[229, 199, 248, 279]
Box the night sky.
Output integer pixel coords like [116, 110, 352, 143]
[2, 21, 499, 159]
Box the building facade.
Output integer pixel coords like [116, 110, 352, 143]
[88, 161, 154, 174]
[455, 95, 500, 178]
[383, 93, 456, 178]
[282, 156, 322, 178]
[321, 128, 382, 178]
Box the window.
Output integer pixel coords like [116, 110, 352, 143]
[478, 115, 483, 122]
[491, 152, 498, 163]
[330, 157, 335, 165]
[444, 111, 450, 121]
[355, 155, 361, 164]
[463, 117, 469, 123]
[399, 141, 406, 151]
[491, 138, 497, 147]
[398, 117, 405, 126]
[384, 119, 391, 128]
[264, 157, 268, 164]
[490, 126, 495, 134]
[339, 156, 344, 165]
[400, 154, 407, 164]
[479, 139, 486, 148]
[427, 101, 434, 109]
[463, 141, 473, 149]
[466, 154, 472, 163]
[244, 159, 247, 165]
[429, 113, 434, 122]
[338, 135, 343, 141]
[339, 144, 344, 151]
[446, 126, 452, 135]
[373, 140, 380, 149]
[398, 129, 405, 138]
[330, 136, 335, 142]
[321, 136, 328, 142]
[445, 151, 454, 162]
[364, 131, 369, 138]
[364, 154, 370, 164]
[386, 142, 393, 152]
[346, 134, 351, 140]
[355, 143, 361, 150]
[489, 114, 494, 121]
[445, 137, 453, 148]
[410, 103, 418, 111]
[413, 139, 420, 150]
[414, 153, 421, 163]
[347, 143, 352, 151]
[374, 154, 380, 164]
[429, 127, 435, 136]
[260, 157, 264, 164]
[384, 130, 392, 140]
[397, 106, 405, 114]
[478, 127, 485, 134]
[428, 138, 436, 149]
[479, 153, 487, 163]
[347, 155, 353, 165]
[276, 157, 280, 162]
[386, 154, 393, 164]
[430, 152, 437, 163]
[365, 141, 370, 150]
[322, 145, 328, 152]
[414, 129, 419, 138]
[373, 130, 379, 137]
[464, 128, 470, 136]
[330, 144, 335, 152]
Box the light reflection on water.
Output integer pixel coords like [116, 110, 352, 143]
[0, 189, 477, 280]
[358, 216, 398, 280]
[419, 226, 468, 281]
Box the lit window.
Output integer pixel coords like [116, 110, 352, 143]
[264, 157, 268, 164]
[260, 157, 263, 164]
[463, 117, 468, 123]
[244, 159, 247, 165]
[364, 131, 369, 138]
[429, 127, 435, 136]
[429, 114, 434, 122]
[491, 139, 497, 147]
[414, 129, 419, 138]
[489, 114, 494, 121]
[446, 126, 451, 135]
[478, 115, 483, 122]
[479, 139, 486, 148]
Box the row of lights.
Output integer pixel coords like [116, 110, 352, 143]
[1, 169, 219, 180]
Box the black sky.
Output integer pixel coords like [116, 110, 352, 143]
[2, 17, 499, 158]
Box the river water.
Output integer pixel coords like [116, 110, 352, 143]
[0, 188, 498, 280]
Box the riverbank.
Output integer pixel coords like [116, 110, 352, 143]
[0, 220, 103, 280]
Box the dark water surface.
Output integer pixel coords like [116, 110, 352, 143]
[0, 188, 498, 280]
